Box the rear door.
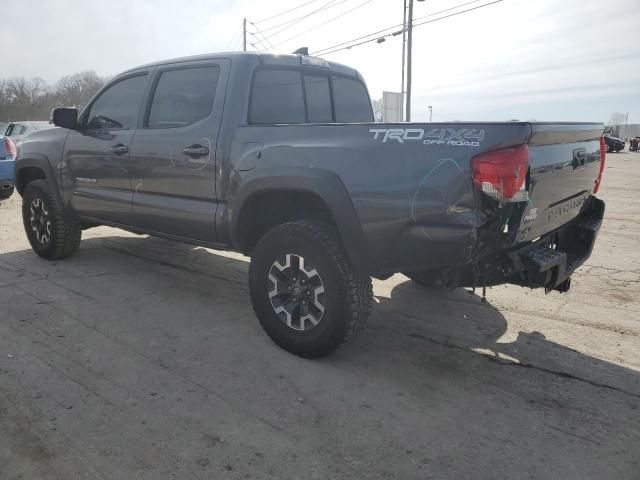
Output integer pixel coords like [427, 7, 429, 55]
[129, 59, 229, 243]
[63, 72, 150, 224]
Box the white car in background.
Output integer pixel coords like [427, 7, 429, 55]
[4, 121, 54, 145]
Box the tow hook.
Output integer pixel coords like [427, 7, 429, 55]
[553, 277, 572, 293]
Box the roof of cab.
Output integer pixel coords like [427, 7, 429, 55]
[119, 51, 361, 79]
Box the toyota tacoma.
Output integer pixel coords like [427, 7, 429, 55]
[15, 52, 606, 358]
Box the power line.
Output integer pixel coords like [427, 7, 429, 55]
[414, 0, 503, 28]
[313, 0, 487, 55]
[413, 0, 487, 23]
[313, 24, 401, 56]
[254, 0, 321, 24]
[257, 0, 338, 33]
[314, 0, 503, 56]
[252, 26, 276, 50]
[249, 32, 269, 51]
[258, 0, 349, 37]
[271, 0, 375, 49]
[225, 23, 243, 50]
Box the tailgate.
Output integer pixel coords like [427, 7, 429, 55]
[515, 123, 603, 243]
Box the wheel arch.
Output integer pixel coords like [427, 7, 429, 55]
[15, 154, 64, 210]
[230, 168, 371, 274]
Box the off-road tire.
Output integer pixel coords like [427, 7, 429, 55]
[249, 220, 373, 358]
[22, 179, 81, 260]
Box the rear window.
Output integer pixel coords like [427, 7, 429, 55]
[304, 75, 332, 123]
[249, 68, 372, 124]
[250, 70, 305, 124]
[6, 124, 25, 136]
[148, 66, 220, 128]
[332, 76, 374, 123]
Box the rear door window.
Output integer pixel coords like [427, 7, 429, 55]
[147, 66, 220, 128]
[250, 70, 305, 124]
[304, 74, 332, 123]
[332, 76, 374, 123]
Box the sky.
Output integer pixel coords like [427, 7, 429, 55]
[1, 0, 639, 123]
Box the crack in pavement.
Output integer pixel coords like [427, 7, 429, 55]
[395, 331, 640, 401]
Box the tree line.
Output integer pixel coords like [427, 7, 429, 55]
[0, 71, 108, 123]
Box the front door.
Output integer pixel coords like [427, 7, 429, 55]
[129, 60, 228, 243]
[63, 73, 149, 225]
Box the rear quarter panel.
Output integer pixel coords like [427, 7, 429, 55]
[228, 122, 532, 272]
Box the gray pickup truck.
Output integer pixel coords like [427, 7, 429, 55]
[15, 52, 606, 358]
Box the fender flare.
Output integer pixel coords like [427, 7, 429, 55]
[230, 167, 371, 273]
[15, 154, 64, 210]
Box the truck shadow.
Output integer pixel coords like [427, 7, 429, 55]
[31, 233, 639, 398]
[366, 281, 640, 397]
[3, 233, 639, 478]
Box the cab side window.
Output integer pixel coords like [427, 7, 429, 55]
[85, 74, 148, 130]
[250, 70, 305, 124]
[332, 76, 374, 123]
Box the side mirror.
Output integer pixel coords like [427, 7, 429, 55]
[51, 107, 79, 130]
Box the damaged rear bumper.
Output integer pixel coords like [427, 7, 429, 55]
[506, 196, 605, 292]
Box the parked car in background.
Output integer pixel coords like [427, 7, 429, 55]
[603, 133, 625, 153]
[4, 121, 53, 145]
[0, 136, 17, 200]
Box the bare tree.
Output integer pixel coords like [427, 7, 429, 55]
[372, 98, 383, 122]
[5, 78, 29, 104]
[607, 112, 627, 125]
[27, 78, 48, 102]
[55, 71, 105, 108]
[0, 71, 107, 121]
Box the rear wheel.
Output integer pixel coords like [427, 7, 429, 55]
[249, 221, 372, 358]
[22, 180, 81, 260]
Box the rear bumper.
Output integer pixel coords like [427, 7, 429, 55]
[0, 159, 15, 183]
[506, 196, 605, 291]
[0, 160, 15, 200]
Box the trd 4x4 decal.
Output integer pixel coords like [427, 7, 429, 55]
[369, 128, 485, 147]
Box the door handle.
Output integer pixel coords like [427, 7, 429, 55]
[109, 144, 129, 155]
[183, 144, 209, 158]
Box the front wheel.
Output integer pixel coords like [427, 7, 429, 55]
[22, 179, 81, 260]
[249, 221, 372, 358]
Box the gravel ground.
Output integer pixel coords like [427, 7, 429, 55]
[1, 152, 639, 480]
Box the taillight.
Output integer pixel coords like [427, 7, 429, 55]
[3, 137, 16, 157]
[593, 136, 606, 194]
[472, 144, 529, 202]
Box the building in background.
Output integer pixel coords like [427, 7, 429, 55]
[382, 91, 403, 122]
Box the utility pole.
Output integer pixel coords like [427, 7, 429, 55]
[243, 18, 247, 51]
[428, 105, 432, 122]
[406, 0, 414, 121]
[401, 0, 407, 120]
[625, 111, 629, 138]
[405, 0, 424, 121]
